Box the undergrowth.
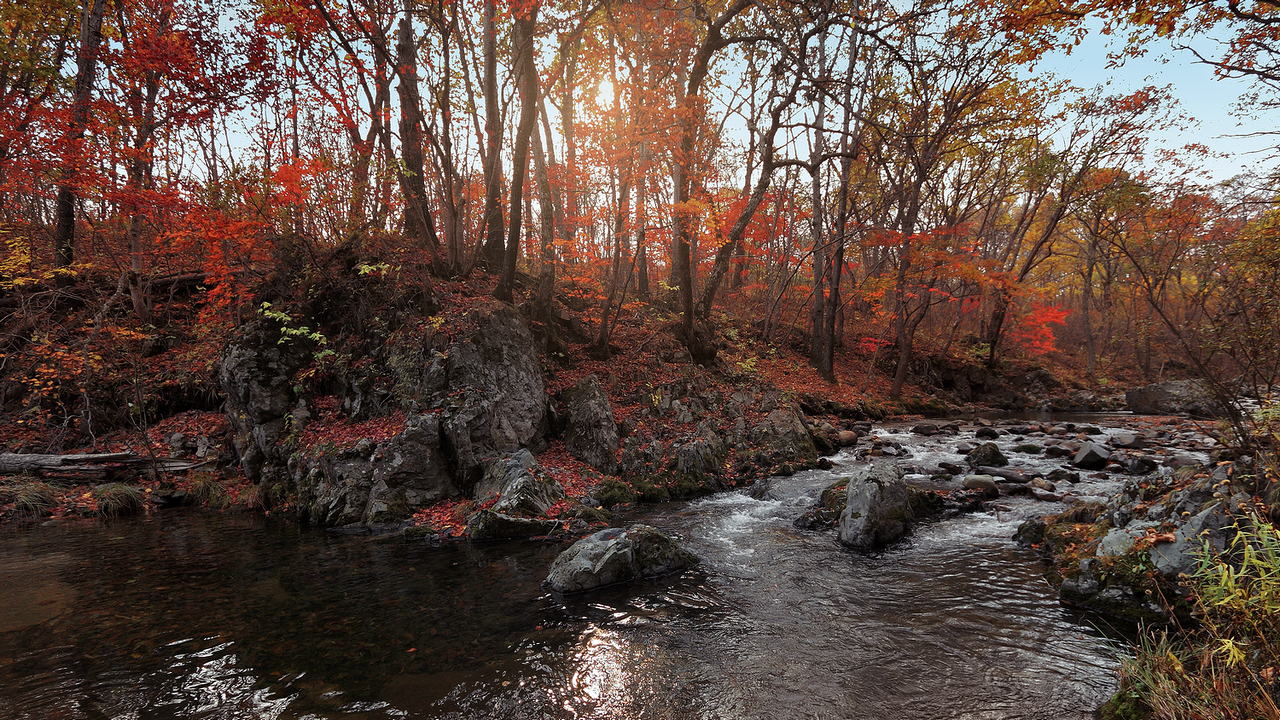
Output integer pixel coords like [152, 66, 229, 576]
[1103, 519, 1280, 719]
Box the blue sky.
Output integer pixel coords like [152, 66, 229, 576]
[1035, 25, 1276, 183]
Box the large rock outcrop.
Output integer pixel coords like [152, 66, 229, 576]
[291, 412, 458, 526]
[219, 318, 312, 486]
[545, 524, 698, 593]
[465, 450, 566, 540]
[221, 301, 549, 526]
[617, 379, 819, 498]
[1125, 379, 1223, 418]
[837, 462, 915, 552]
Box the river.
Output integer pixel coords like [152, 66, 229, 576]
[0, 420, 1162, 719]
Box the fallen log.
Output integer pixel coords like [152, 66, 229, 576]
[0, 453, 212, 483]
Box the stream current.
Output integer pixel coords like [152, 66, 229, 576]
[0, 421, 1149, 719]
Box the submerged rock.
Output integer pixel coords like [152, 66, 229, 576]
[545, 524, 698, 593]
[837, 462, 914, 552]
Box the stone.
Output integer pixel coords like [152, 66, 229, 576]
[1047, 468, 1080, 484]
[975, 427, 1000, 440]
[1110, 431, 1146, 449]
[1014, 517, 1046, 546]
[477, 451, 564, 517]
[560, 375, 619, 473]
[837, 462, 915, 552]
[466, 509, 559, 540]
[836, 430, 860, 447]
[962, 475, 998, 497]
[1165, 454, 1202, 470]
[967, 442, 1008, 468]
[545, 524, 698, 593]
[1147, 499, 1236, 577]
[1072, 442, 1111, 470]
[938, 461, 965, 475]
[912, 423, 940, 436]
[1028, 477, 1056, 492]
[1123, 456, 1158, 476]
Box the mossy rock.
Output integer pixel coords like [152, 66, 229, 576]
[1097, 689, 1151, 720]
[571, 506, 613, 524]
[1051, 501, 1109, 525]
[907, 488, 946, 518]
[901, 396, 951, 416]
[818, 480, 848, 511]
[633, 479, 671, 503]
[593, 478, 638, 507]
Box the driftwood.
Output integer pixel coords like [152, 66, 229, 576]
[0, 452, 211, 483]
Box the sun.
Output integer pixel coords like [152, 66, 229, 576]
[596, 79, 615, 106]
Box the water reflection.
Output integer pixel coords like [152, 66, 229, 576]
[0, 442, 1122, 720]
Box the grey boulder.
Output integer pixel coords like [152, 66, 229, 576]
[1073, 442, 1111, 470]
[838, 461, 915, 552]
[546, 524, 698, 593]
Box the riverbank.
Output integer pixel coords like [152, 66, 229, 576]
[5, 407, 1263, 718]
[0, 430, 1127, 719]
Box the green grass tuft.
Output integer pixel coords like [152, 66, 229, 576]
[0, 479, 58, 517]
[91, 483, 146, 517]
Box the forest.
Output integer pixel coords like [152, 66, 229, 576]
[1, 0, 1279, 718]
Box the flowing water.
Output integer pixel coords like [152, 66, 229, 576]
[0, 427, 1140, 720]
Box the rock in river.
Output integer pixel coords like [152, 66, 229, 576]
[838, 461, 915, 552]
[967, 442, 1008, 468]
[1072, 442, 1111, 470]
[545, 524, 698, 593]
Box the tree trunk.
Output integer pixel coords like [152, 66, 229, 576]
[494, 9, 538, 301]
[478, 0, 504, 268]
[52, 0, 107, 270]
[396, 5, 440, 252]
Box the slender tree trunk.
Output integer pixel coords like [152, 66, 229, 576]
[478, 0, 504, 267]
[495, 8, 538, 301]
[1082, 239, 1098, 381]
[52, 0, 107, 270]
[530, 124, 556, 319]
